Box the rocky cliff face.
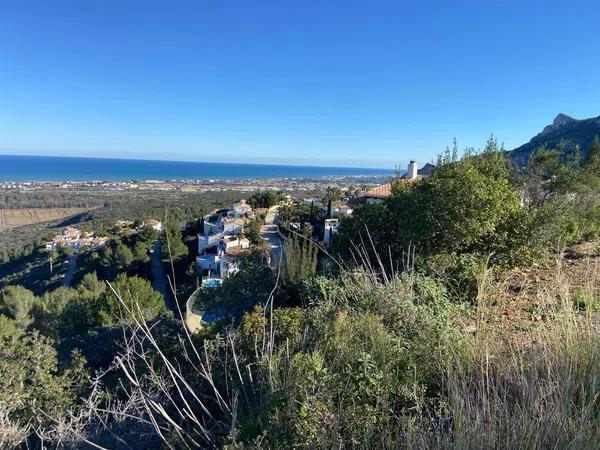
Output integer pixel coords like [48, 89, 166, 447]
[511, 113, 600, 165]
[417, 163, 435, 176]
[540, 113, 577, 135]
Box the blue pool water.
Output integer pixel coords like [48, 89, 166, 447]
[202, 279, 223, 288]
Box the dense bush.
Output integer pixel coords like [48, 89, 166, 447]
[334, 139, 600, 287]
[247, 190, 284, 209]
[334, 148, 530, 269]
[0, 316, 89, 445]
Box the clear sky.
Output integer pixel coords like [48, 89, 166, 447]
[1, 0, 599, 168]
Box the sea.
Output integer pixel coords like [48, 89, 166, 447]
[0, 154, 394, 182]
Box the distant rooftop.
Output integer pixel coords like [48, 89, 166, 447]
[364, 183, 393, 199]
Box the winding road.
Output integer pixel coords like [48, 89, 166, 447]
[151, 238, 174, 311]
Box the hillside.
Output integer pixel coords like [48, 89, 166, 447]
[511, 113, 600, 165]
[0, 207, 93, 232]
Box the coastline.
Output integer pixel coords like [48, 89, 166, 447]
[0, 154, 394, 183]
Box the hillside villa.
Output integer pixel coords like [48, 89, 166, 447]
[45, 227, 109, 251]
[196, 200, 255, 283]
[227, 200, 254, 219]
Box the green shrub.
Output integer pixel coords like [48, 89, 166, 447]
[573, 290, 600, 312]
[426, 252, 487, 303]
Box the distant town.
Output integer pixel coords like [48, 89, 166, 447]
[0, 174, 391, 194]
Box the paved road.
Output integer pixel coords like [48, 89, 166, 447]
[261, 225, 284, 270]
[261, 206, 284, 271]
[264, 206, 278, 225]
[151, 238, 174, 310]
[62, 254, 78, 287]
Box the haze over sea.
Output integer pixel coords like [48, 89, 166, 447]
[0, 155, 394, 182]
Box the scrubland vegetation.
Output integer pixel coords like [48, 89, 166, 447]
[0, 190, 243, 262]
[1, 138, 600, 448]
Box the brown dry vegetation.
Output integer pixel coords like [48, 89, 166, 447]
[0, 207, 92, 231]
[459, 242, 600, 347]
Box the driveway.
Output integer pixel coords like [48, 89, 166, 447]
[261, 205, 285, 270]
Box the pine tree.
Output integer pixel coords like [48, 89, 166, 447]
[443, 145, 452, 165]
[162, 220, 188, 262]
[451, 137, 459, 162]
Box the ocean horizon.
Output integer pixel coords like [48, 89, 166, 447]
[0, 154, 394, 182]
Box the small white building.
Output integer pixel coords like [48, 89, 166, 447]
[329, 202, 353, 216]
[145, 219, 163, 231]
[219, 236, 250, 253]
[323, 219, 340, 245]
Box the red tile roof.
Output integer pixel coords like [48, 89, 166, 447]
[364, 183, 393, 198]
[364, 178, 420, 199]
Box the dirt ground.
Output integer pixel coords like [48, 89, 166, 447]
[0, 207, 90, 231]
[459, 241, 600, 345]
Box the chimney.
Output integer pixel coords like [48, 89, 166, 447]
[407, 160, 418, 179]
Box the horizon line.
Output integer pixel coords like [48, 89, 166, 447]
[0, 152, 399, 171]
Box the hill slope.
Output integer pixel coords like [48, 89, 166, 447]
[511, 113, 600, 165]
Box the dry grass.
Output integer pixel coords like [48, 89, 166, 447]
[455, 242, 600, 347]
[0, 207, 92, 231]
[419, 248, 600, 449]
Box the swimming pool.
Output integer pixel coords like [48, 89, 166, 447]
[202, 278, 223, 288]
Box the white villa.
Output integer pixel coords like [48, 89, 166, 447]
[45, 227, 109, 251]
[196, 252, 240, 279]
[328, 202, 353, 216]
[199, 217, 245, 252]
[220, 236, 250, 253]
[203, 216, 244, 237]
[227, 200, 253, 219]
[198, 234, 222, 253]
[196, 200, 256, 281]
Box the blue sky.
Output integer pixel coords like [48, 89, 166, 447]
[1, 0, 599, 168]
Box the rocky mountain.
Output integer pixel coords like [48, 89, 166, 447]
[418, 163, 435, 176]
[511, 113, 600, 165]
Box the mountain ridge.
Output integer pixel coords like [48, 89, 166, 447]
[511, 113, 600, 165]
